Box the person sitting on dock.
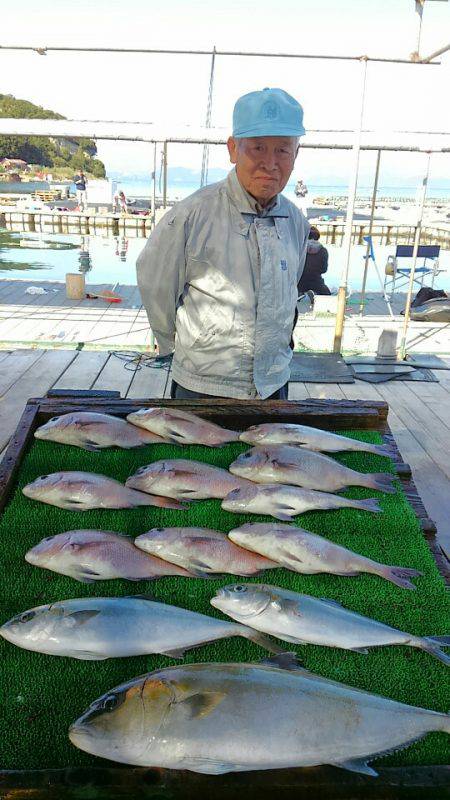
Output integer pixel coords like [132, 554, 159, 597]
[73, 170, 87, 212]
[136, 87, 309, 399]
[298, 226, 331, 295]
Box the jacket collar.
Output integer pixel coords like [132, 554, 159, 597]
[226, 169, 289, 218]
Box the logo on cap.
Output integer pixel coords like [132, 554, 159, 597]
[262, 101, 278, 120]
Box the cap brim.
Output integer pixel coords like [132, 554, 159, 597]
[233, 124, 306, 138]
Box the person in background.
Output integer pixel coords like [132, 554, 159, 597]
[298, 226, 331, 295]
[73, 169, 87, 212]
[136, 87, 309, 400]
[113, 190, 128, 214]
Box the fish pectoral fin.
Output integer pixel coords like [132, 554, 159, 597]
[81, 440, 103, 452]
[272, 599, 302, 617]
[332, 758, 378, 777]
[259, 652, 306, 671]
[74, 568, 101, 582]
[68, 609, 101, 625]
[176, 691, 226, 720]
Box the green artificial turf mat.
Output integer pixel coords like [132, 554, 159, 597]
[0, 430, 449, 771]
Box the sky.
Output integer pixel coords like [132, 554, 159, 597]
[1, 0, 449, 187]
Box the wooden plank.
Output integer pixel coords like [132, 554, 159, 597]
[288, 382, 310, 400]
[51, 351, 111, 390]
[0, 350, 78, 451]
[382, 404, 450, 559]
[376, 381, 450, 480]
[1, 764, 449, 799]
[340, 380, 383, 402]
[33, 396, 387, 431]
[126, 359, 169, 399]
[91, 352, 135, 397]
[0, 349, 45, 396]
[303, 383, 346, 399]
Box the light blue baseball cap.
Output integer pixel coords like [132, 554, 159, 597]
[232, 87, 305, 138]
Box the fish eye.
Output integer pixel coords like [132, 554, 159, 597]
[37, 475, 49, 481]
[20, 610, 36, 623]
[226, 489, 239, 499]
[241, 452, 252, 459]
[234, 585, 247, 593]
[103, 694, 120, 712]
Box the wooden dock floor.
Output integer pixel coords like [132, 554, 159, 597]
[1, 348, 449, 559]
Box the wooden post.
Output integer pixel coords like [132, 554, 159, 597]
[66, 273, 85, 300]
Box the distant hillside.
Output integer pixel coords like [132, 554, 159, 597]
[0, 94, 106, 177]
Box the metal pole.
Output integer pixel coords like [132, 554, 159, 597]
[359, 149, 381, 315]
[200, 46, 216, 188]
[0, 43, 441, 64]
[162, 141, 168, 207]
[333, 58, 368, 353]
[420, 42, 450, 62]
[397, 151, 431, 360]
[152, 142, 157, 229]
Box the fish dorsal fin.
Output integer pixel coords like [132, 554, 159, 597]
[332, 758, 378, 777]
[176, 691, 226, 719]
[128, 594, 157, 602]
[319, 598, 343, 608]
[259, 652, 305, 671]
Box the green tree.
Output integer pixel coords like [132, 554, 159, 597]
[0, 94, 106, 176]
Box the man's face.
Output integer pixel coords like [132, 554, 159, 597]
[227, 136, 299, 206]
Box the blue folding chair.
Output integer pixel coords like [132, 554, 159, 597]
[384, 245, 442, 297]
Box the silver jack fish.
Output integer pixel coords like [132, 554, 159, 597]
[34, 412, 169, 451]
[0, 596, 280, 660]
[22, 472, 185, 511]
[126, 459, 252, 500]
[68, 655, 450, 774]
[135, 527, 277, 578]
[127, 407, 239, 446]
[25, 529, 193, 582]
[211, 584, 450, 666]
[230, 445, 396, 494]
[228, 523, 422, 590]
[240, 423, 391, 456]
[222, 484, 381, 520]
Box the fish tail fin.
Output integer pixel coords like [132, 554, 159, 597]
[367, 444, 393, 457]
[350, 497, 382, 514]
[224, 430, 241, 442]
[380, 566, 423, 590]
[419, 636, 450, 666]
[362, 472, 397, 494]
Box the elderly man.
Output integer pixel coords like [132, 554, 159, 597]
[136, 87, 309, 399]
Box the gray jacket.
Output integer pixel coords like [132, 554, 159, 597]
[136, 169, 309, 399]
